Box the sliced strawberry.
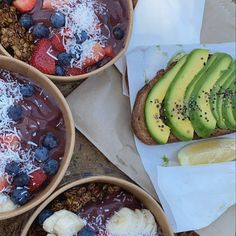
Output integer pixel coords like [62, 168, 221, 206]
[0, 134, 20, 151]
[0, 177, 8, 191]
[43, 0, 69, 10]
[51, 33, 65, 53]
[104, 45, 115, 58]
[66, 67, 86, 76]
[13, 0, 37, 13]
[83, 43, 105, 68]
[30, 39, 56, 75]
[28, 170, 47, 192]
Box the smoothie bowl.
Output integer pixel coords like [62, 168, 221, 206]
[0, 56, 75, 219]
[0, 0, 133, 82]
[22, 176, 174, 236]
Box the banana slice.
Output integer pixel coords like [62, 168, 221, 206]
[106, 207, 157, 236]
[43, 209, 85, 236]
[0, 193, 17, 212]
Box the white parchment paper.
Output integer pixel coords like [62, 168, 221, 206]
[126, 42, 236, 232]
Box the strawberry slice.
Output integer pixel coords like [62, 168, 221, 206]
[83, 43, 105, 68]
[104, 45, 115, 58]
[0, 134, 20, 151]
[0, 177, 8, 191]
[51, 33, 65, 53]
[28, 170, 47, 192]
[30, 39, 56, 75]
[66, 67, 86, 76]
[13, 0, 37, 13]
[43, 0, 69, 10]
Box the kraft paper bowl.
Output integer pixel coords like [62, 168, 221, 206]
[0, 0, 133, 82]
[21, 176, 174, 236]
[0, 56, 75, 220]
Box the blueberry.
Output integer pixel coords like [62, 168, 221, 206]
[42, 133, 59, 150]
[35, 147, 49, 162]
[7, 105, 23, 122]
[11, 187, 29, 205]
[113, 26, 125, 40]
[19, 14, 33, 30]
[43, 159, 59, 175]
[76, 30, 89, 44]
[5, 0, 13, 5]
[50, 12, 65, 28]
[13, 172, 30, 187]
[32, 24, 50, 39]
[38, 209, 54, 225]
[77, 226, 95, 236]
[20, 84, 34, 97]
[55, 65, 65, 76]
[5, 161, 21, 176]
[57, 52, 72, 66]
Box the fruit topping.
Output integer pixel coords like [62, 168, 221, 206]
[11, 187, 29, 205]
[43, 210, 85, 235]
[50, 12, 66, 28]
[30, 39, 56, 75]
[66, 67, 85, 76]
[28, 170, 47, 192]
[43, 159, 59, 176]
[13, 0, 37, 13]
[57, 52, 73, 66]
[51, 33, 65, 53]
[13, 172, 30, 187]
[32, 23, 50, 39]
[35, 147, 49, 163]
[77, 226, 95, 236]
[19, 14, 33, 30]
[0, 177, 8, 191]
[38, 209, 54, 225]
[76, 30, 89, 45]
[42, 133, 59, 150]
[55, 65, 66, 76]
[0, 193, 17, 212]
[20, 84, 34, 97]
[113, 26, 125, 40]
[7, 105, 23, 122]
[5, 161, 21, 177]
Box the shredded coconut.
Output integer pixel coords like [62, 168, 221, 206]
[51, 0, 108, 69]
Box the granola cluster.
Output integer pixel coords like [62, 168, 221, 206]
[51, 183, 121, 213]
[0, 4, 34, 62]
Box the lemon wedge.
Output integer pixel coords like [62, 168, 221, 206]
[177, 138, 236, 165]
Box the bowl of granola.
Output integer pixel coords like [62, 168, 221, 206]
[0, 0, 133, 82]
[22, 176, 174, 236]
[0, 56, 75, 219]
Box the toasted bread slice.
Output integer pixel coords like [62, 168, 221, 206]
[131, 68, 234, 145]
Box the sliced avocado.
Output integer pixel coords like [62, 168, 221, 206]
[164, 49, 209, 141]
[145, 55, 187, 144]
[218, 72, 236, 129]
[167, 51, 186, 67]
[189, 53, 233, 137]
[184, 53, 220, 116]
[210, 63, 235, 122]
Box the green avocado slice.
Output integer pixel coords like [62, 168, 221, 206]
[219, 72, 236, 129]
[189, 53, 233, 137]
[164, 49, 209, 141]
[210, 63, 235, 123]
[145, 55, 187, 144]
[184, 53, 219, 116]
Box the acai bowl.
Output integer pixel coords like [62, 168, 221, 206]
[0, 56, 75, 219]
[0, 0, 133, 81]
[22, 176, 174, 236]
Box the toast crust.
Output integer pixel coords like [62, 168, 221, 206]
[131, 69, 234, 145]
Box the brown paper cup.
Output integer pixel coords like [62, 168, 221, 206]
[21, 176, 174, 236]
[0, 56, 75, 220]
[0, 0, 133, 82]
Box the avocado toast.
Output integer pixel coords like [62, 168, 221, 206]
[131, 49, 235, 145]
